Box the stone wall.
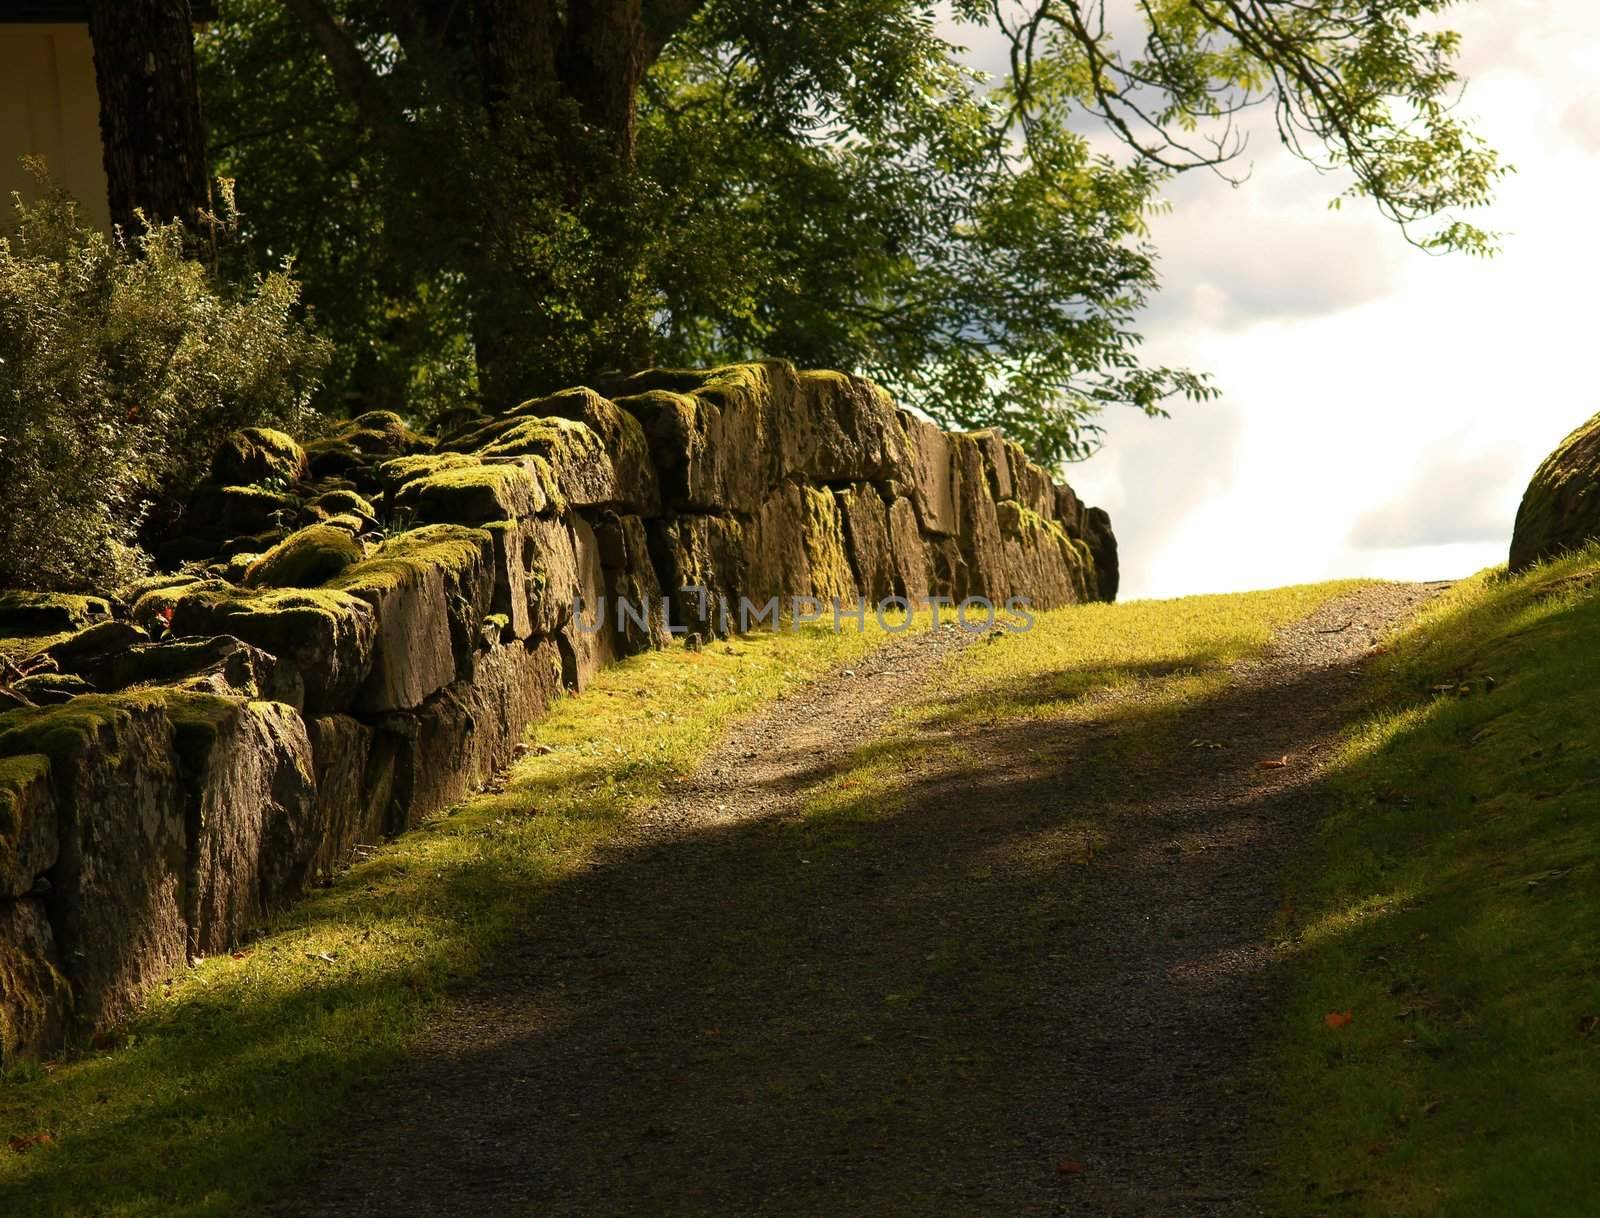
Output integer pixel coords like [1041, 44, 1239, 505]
[0, 360, 1116, 1063]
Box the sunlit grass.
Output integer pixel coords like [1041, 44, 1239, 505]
[1265, 545, 1600, 1216]
[0, 619, 896, 1217]
[798, 580, 1372, 846]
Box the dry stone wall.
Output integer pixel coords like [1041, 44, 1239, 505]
[0, 360, 1117, 1063]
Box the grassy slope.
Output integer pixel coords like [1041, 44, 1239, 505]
[1267, 548, 1600, 1216]
[0, 621, 892, 1217]
[800, 580, 1370, 847]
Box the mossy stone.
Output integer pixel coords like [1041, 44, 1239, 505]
[1509, 411, 1600, 572]
[0, 592, 114, 635]
[244, 524, 365, 589]
[211, 427, 309, 485]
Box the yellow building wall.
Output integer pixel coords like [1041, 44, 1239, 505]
[0, 23, 110, 233]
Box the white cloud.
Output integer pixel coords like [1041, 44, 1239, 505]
[940, 3, 1599, 600]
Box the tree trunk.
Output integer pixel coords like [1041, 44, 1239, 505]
[88, 0, 209, 233]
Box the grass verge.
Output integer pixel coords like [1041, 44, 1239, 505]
[0, 621, 893, 1217]
[1266, 548, 1600, 1216]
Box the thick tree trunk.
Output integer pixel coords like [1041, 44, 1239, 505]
[88, 0, 209, 233]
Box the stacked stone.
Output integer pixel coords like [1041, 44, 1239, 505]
[0, 359, 1116, 1064]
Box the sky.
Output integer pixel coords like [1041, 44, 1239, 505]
[945, 2, 1600, 600]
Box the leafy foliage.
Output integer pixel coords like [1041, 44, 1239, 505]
[0, 176, 330, 590]
[197, 0, 1502, 464]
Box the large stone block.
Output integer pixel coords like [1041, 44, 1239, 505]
[836, 484, 896, 603]
[970, 430, 1015, 503]
[595, 512, 670, 655]
[305, 714, 387, 876]
[171, 696, 318, 957]
[801, 486, 859, 605]
[561, 516, 618, 688]
[99, 635, 303, 707]
[160, 583, 377, 714]
[0, 899, 72, 1067]
[745, 484, 810, 611]
[1084, 507, 1119, 603]
[776, 371, 909, 485]
[647, 514, 748, 636]
[0, 694, 186, 1032]
[520, 388, 662, 516]
[616, 364, 778, 514]
[334, 526, 496, 711]
[898, 412, 960, 537]
[468, 416, 618, 509]
[1508, 410, 1600, 572]
[1004, 439, 1057, 520]
[487, 516, 585, 642]
[951, 435, 1007, 601]
[995, 501, 1093, 611]
[885, 497, 931, 604]
[0, 754, 56, 900]
[387, 639, 564, 828]
[393, 457, 556, 525]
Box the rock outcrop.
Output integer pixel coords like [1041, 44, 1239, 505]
[1509, 411, 1600, 573]
[0, 360, 1116, 1063]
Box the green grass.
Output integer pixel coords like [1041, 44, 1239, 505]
[1266, 548, 1600, 1216]
[0, 620, 895, 1217]
[797, 580, 1371, 842]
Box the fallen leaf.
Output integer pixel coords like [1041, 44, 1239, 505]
[1256, 756, 1290, 770]
[1325, 1009, 1354, 1030]
[1056, 1160, 1085, 1176]
[229, 950, 249, 960]
[7, 1132, 54, 1153]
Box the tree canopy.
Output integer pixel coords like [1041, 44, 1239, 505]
[197, 0, 1502, 464]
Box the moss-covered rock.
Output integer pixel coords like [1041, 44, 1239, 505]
[0, 692, 188, 1032]
[950, 434, 1007, 601]
[510, 388, 662, 515]
[40, 620, 148, 677]
[212, 427, 309, 486]
[995, 500, 1094, 609]
[0, 753, 56, 898]
[182, 482, 303, 535]
[374, 452, 479, 497]
[244, 524, 365, 589]
[12, 672, 96, 706]
[835, 483, 895, 603]
[393, 458, 557, 524]
[475, 416, 616, 508]
[898, 412, 960, 537]
[163, 692, 318, 955]
[885, 496, 931, 603]
[647, 514, 748, 638]
[308, 488, 377, 523]
[156, 583, 377, 713]
[1509, 411, 1600, 572]
[779, 369, 909, 486]
[801, 484, 858, 604]
[329, 525, 495, 711]
[0, 899, 72, 1068]
[0, 592, 114, 635]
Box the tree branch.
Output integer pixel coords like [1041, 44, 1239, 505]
[281, 0, 401, 138]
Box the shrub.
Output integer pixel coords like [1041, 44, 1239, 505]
[0, 171, 331, 591]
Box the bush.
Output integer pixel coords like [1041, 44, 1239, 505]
[0, 173, 331, 591]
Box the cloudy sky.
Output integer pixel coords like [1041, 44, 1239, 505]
[949, 2, 1598, 600]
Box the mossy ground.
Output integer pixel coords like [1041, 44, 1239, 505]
[0, 620, 899, 1217]
[1264, 548, 1600, 1216]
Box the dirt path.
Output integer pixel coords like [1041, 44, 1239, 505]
[279, 584, 1438, 1217]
